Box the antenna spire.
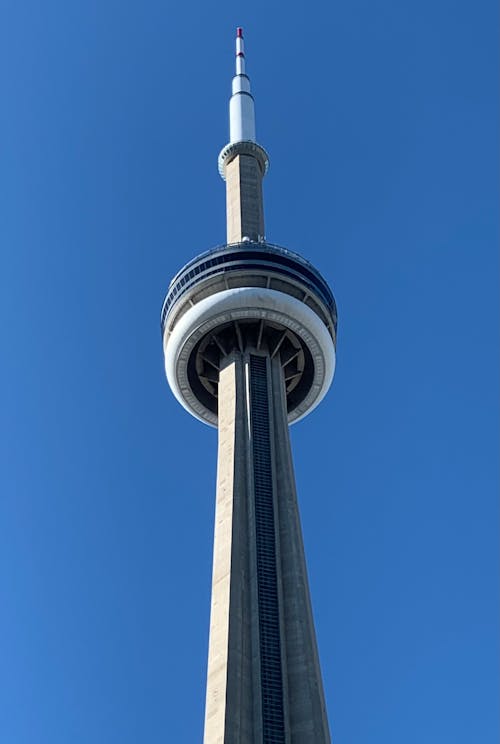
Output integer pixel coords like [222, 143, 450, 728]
[229, 27, 255, 143]
[218, 28, 270, 242]
[235, 27, 245, 75]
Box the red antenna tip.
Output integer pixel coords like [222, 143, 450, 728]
[236, 27, 243, 38]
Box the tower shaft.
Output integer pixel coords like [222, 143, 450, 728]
[204, 351, 331, 743]
[226, 154, 265, 243]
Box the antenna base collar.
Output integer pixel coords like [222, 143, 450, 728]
[218, 141, 269, 180]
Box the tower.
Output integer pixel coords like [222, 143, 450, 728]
[161, 28, 337, 744]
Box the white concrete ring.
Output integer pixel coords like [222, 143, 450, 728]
[164, 288, 336, 427]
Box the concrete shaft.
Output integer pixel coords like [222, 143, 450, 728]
[226, 154, 265, 243]
[204, 351, 331, 744]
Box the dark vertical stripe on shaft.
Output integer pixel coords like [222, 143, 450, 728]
[249, 355, 285, 743]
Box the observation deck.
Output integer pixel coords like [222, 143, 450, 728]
[162, 241, 337, 427]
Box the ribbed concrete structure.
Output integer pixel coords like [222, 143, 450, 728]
[225, 153, 265, 243]
[161, 29, 337, 743]
[204, 352, 331, 743]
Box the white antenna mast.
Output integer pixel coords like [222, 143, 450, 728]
[229, 27, 256, 143]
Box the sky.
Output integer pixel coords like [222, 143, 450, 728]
[0, 0, 498, 742]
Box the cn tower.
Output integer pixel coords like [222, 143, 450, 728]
[161, 29, 337, 743]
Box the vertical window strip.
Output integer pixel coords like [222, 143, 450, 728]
[250, 355, 285, 743]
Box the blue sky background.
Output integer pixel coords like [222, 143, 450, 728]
[0, 1, 498, 742]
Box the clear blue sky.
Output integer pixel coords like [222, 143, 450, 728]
[0, 1, 497, 742]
